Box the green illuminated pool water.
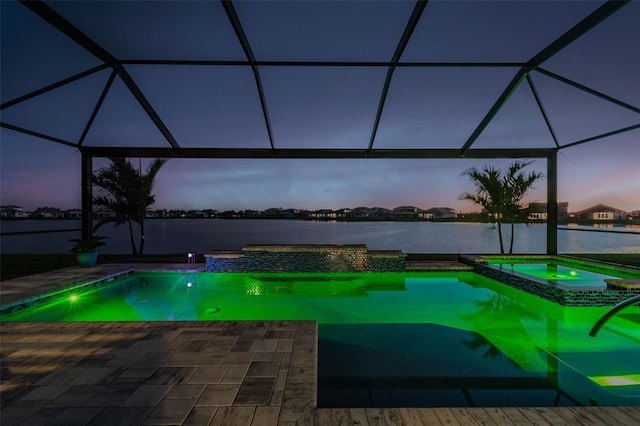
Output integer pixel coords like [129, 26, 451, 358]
[2, 271, 639, 408]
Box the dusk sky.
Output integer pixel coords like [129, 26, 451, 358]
[1, 1, 638, 213]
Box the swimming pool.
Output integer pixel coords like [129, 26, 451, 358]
[1, 271, 639, 408]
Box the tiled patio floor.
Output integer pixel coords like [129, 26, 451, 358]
[1, 264, 639, 425]
[1, 320, 315, 425]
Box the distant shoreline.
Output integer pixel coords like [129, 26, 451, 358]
[1, 216, 638, 228]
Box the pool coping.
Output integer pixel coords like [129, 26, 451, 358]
[2, 262, 640, 425]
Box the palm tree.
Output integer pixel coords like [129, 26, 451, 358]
[461, 161, 543, 254]
[93, 158, 166, 255]
[502, 161, 544, 254]
[460, 165, 508, 253]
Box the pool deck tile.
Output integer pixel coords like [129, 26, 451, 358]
[2, 264, 640, 425]
[1, 320, 315, 425]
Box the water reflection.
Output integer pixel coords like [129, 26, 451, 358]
[460, 293, 544, 370]
[237, 273, 407, 297]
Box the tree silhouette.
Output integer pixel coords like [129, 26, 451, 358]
[461, 161, 543, 254]
[93, 158, 166, 255]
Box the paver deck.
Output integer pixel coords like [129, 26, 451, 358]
[1, 264, 639, 425]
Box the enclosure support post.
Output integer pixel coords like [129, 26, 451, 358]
[81, 150, 93, 242]
[547, 150, 558, 255]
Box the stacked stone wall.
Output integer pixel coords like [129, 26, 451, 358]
[205, 245, 406, 273]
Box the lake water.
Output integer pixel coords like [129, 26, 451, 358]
[0, 219, 638, 254]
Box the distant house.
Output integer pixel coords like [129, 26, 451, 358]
[575, 204, 627, 221]
[218, 210, 240, 219]
[34, 207, 63, 218]
[335, 208, 351, 220]
[344, 207, 392, 219]
[368, 207, 393, 219]
[392, 206, 422, 220]
[279, 209, 301, 219]
[527, 202, 569, 220]
[285, 209, 301, 214]
[263, 208, 283, 218]
[64, 209, 83, 219]
[309, 209, 336, 220]
[423, 207, 457, 219]
[94, 208, 116, 219]
[347, 207, 370, 219]
[187, 210, 206, 218]
[0, 205, 29, 218]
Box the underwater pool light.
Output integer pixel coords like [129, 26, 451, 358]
[186, 275, 196, 289]
[590, 374, 640, 387]
[570, 270, 578, 276]
[69, 294, 78, 302]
